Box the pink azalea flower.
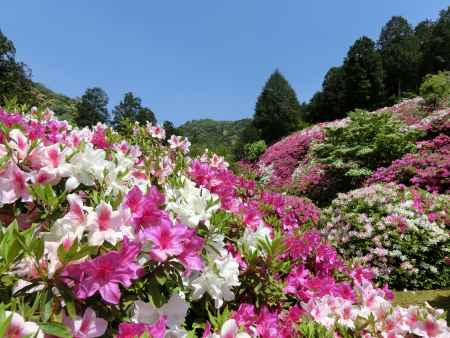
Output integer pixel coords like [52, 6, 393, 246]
[117, 316, 167, 338]
[8, 129, 29, 160]
[0, 161, 32, 206]
[63, 308, 107, 338]
[62, 238, 143, 304]
[142, 221, 187, 262]
[4, 311, 43, 338]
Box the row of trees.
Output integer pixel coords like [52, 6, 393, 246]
[75, 89, 157, 128]
[242, 6, 450, 152]
[307, 7, 450, 122]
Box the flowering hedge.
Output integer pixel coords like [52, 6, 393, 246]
[0, 107, 449, 337]
[322, 183, 450, 290]
[257, 126, 324, 188]
[368, 134, 450, 193]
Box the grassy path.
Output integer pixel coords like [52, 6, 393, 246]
[393, 289, 450, 323]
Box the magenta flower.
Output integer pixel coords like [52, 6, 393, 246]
[63, 238, 143, 304]
[117, 316, 167, 338]
[142, 221, 187, 262]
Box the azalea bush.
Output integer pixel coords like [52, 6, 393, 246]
[321, 183, 450, 290]
[257, 126, 324, 188]
[312, 110, 423, 182]
[368, 134, 450, 193]
[420, 71, 450, 109]
[0, 106, 448, 338]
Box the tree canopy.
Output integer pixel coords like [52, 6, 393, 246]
[342, 36, 385, 112]
[0, 29, 33, 106]
[378, 16, 420, 99]
[75, 87, 109, 127]
[112, 92, 156, 128]
[253, 70, 302, 144]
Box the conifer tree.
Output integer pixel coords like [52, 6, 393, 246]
[253, 70, 301, 144]
[342, 37, 385, 112]
[378, 16, 420, 99]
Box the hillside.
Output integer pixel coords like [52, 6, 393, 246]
[31, 82, 78, 122]
[177, 118, 252, 157]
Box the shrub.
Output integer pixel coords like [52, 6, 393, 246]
[368, 134, 450, 193]
[1, 107, 448, 337]
[257, 126, 324, 188]
[243, 140, 267, 162]
[313, 110, 423, 182]
[419, 71, 450, 109]
[322, 183, 450, 290]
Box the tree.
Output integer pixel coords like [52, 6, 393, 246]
[420, 6, 450, 75]
[378, 16, 420, 99]
[163, 120, 177, 137]
[112, 92, 156, 128]
[415, 20, 435, 79]
[0, 29, 33, 106]
[75, 87, 109, 127]
[342, 36, 385, 112]
[253, 70, 302, 144]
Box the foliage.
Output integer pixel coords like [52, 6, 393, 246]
[342, 37, 385, 112]
[419, 71, 450, 108]
[313, 110, 422, 181]
[419, 6, 450, 76]
[178, 118, 253, 162]
[253, 70, 302, 145]
[75, 87, 109, 127]
[0, 29, 33, 107]
[243, 140, 266, 162]
[30, 82, 78, 124]
[321, 183, 450, 290]
[162, 120, 177, 138]
[112, 92, 156, 129]
[378, 16, 420, 100]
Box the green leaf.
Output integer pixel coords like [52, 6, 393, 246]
[39, 322, 72, 338]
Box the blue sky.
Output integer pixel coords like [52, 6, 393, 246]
[2, 1, 448, 125]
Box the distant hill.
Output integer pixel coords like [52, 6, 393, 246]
[177, 118, 252, 158]
[31, 82, 78, 123]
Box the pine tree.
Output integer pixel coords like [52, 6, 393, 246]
[75, 87, 109, 127]
[342, 37, 385, 112]
[420, 6, 450, 75]
[378, 16, 420, 99]
[112, 92, 156, 128]
[253, 70, 301, 144]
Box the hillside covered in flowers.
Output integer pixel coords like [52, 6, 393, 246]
[0, 95, 449, 338]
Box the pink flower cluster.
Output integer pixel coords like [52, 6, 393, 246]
[368, 134, 450, 193]
[260, 192, 320, 231]
[257, 126, 324, 188]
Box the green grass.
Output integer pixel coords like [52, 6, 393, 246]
[393, 289, 450, 323]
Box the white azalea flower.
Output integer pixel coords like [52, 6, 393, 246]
[61, 144, 110, 190]
[166, 176, 220, 228]
[190, 250, 240, 308]
[133, 293, 188, 333]
[238, 223, 272, 253]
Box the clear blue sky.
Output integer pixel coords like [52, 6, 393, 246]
[2, 1, 448, 125]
